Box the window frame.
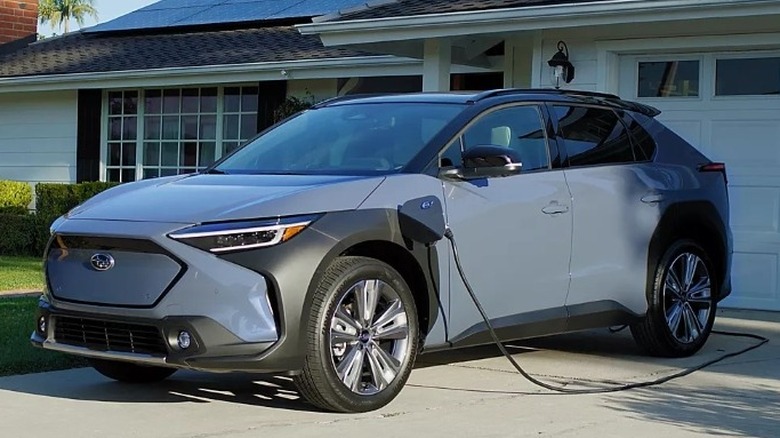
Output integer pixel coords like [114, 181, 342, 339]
[629, 55, 705, 102]
[436, 102, 557, 176]
[713, 51, 780, 99]
[100, 85, 260, 183]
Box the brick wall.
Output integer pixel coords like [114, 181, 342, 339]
[0, 1, 38, 44]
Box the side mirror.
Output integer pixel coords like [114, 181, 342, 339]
[440, 145, 522, 180]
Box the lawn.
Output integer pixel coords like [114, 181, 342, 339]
[0, 256, 44, 292]
[0, 295, 87, 376]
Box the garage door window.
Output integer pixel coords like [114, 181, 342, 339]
[638, 60, 700, 98]
[716, 57, 780, 96]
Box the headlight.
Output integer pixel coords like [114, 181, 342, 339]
[169, 214, 321, 253]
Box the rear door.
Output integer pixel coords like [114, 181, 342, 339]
[441, 103, 574, 345]
[550, 105, 662, 317]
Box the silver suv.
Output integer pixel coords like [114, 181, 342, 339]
[32, 89, 731, 413]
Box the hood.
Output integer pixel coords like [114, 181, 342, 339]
[68, 174, 385, 224]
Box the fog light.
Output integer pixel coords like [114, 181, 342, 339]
[177, 330, 192, 349]
[38, 316, 47, 335]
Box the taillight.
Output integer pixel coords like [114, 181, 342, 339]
[699, 162, 728, 184]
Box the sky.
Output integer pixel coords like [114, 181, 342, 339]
[38, 0, 160, 36]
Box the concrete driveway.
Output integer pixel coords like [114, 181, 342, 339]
[1, 310, 777, 438]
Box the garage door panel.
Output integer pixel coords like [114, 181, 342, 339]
[710, 121, 780, 167]
[725, 251, 779, 310]
[729, 186, 780, 234]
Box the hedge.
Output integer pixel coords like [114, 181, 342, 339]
[0, 180, 32, 211]
[0, 182, 118, 257]
[0, 213, 37, 256]
[35, 181, 118, 219]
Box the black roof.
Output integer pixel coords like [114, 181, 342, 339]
[326, 0, 608, 21]
[0, 26, 371, 79]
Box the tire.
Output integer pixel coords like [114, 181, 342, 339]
[89, 358, 177, 383]
[294, 256, 420, 413]
[631, 239, 717, 357]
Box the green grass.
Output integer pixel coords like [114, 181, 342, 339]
[0, 256, 44, 292]
[0, 296, 87, 377]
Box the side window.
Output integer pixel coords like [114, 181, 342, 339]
[441, 105, 550, 172]
[552, 106, 635, 167]
[624, 113, 657, 161]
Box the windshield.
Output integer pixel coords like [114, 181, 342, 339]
[214, 102, 463, 175]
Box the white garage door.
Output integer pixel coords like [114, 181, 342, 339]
[619, 52, 780, 311]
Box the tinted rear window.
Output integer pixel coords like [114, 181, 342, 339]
[552, 106, 635, 166]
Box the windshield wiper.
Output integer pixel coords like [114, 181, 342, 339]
[202, 168, 228, 175]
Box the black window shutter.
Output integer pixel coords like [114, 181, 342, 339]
[76, 89, 103, 182]
[256, 80, 287, 132]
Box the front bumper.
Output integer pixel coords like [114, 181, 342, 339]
[32, 299, 278, 372]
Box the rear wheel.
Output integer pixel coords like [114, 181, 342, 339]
[631, 239, 717, 357]
[294, 256, 419, 413]
[89, 358, 177, 383]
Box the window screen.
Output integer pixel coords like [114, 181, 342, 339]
[552, 106, 635, 166]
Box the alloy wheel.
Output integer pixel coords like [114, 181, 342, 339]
[329, 279, 411, 396]
[663, 252, 713, 344]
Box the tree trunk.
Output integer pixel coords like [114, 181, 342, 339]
[63, 20, 69, 34]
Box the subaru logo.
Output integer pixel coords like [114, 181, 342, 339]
[90, 253, 115, 272]
[420, 200, 435, 210]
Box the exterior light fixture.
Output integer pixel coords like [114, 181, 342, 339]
[548, 40, 575, 89]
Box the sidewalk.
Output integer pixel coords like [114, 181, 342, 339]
[0, 289, 41, 298]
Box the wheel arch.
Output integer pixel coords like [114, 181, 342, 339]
[647, 201, 730, 301]
[302, 210, 441, 341]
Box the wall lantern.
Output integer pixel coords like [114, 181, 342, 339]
[547, 40, 575, 89]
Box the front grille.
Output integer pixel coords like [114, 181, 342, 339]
[54, 316, 167, 356]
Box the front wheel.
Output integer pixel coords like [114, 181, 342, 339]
[631, 239, 717, 357]
[294, 256, 419, 413]
[89, 358, 177, 383]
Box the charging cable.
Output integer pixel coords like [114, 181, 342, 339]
[443, 228, 769, 395]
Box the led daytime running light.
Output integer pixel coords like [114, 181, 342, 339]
[169, 216, 318, 253]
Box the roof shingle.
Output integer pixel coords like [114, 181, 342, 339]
[0, 27, 371, 79]
[327, 0, 607, 21]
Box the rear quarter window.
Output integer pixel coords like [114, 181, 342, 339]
[551, 105, 635, 166]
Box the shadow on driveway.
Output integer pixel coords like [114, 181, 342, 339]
[605, 385, 780, 438]
[0, 369, 317, 411]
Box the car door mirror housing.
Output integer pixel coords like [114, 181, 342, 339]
[440, 145, 523, 180]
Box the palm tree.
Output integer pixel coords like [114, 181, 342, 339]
[39, 0, 99, 34]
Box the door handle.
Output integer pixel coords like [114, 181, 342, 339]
[542, 201, 570, 215]
[641, 192, 665, 204]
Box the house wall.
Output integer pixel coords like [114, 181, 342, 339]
[0, 90, 78, 184]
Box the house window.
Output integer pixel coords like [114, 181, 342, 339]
[637, 60, 700, 98]
[222, 86, 259, 156]
[106, 91, 139, 182]
[716, 57, 780, 96]
[104, 86, 260, 182]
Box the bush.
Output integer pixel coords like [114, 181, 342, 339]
[0, 180, 32, 211]
[273, 95, 315, 123]
[0, 213, 37, 256]
[0, 182, 118, 257]
[35, 181, 118, 219]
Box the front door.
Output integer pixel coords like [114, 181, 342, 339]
[440, 104, 573, 345]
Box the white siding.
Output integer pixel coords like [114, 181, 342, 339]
[0, 90, 78, 184]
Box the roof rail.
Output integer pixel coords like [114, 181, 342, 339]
[468, 88, 621, 103]
[467, 88, 660, 117]
[312, 93, 391, 108]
